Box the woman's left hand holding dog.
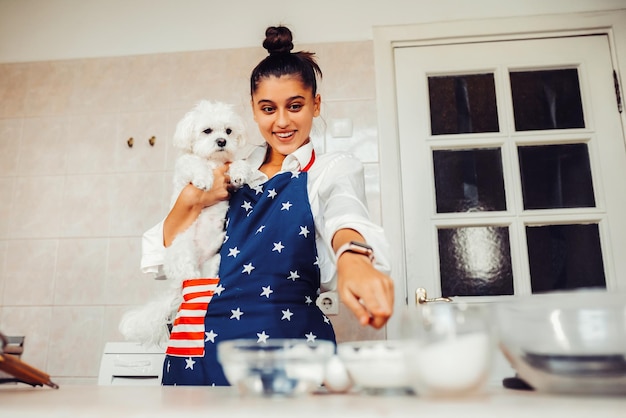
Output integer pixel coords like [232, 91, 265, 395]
[163, 164, 232, 247]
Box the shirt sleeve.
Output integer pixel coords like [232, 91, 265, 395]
[141, 220, 166, 276]
[313, 153, 392, 289]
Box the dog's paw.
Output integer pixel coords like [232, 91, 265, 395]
[228, 161, 252, 189]
[191, 178, 209, 190]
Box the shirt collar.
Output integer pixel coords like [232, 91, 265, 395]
[283, 141, 315, 172]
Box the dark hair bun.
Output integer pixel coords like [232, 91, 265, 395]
[263, 26, 294, 55]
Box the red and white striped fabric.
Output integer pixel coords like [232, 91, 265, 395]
[166, 277, 220, 357]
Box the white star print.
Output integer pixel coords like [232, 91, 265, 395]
[185, 357, 196, 370]
[167, 361, 170, 373]
[205, 330, 218, 343]
[230, 308, 243, 320]
[253, 184, 264, 195]
[223, 234, 229, 244]
[291, 172, 301, 178]
[242, 263, 255, 274]
[299, 226, 310, 237]
[305, 332, 317, 342]
[281, 309, 293, 321]
[323, 316, 330, 324]
[287, 270, 300, 281]
[305, 296, 313, 305]
[272, 241, 284, 253]
[314, 256, 320, 266]
[256, 225, 266, 234]
[260, 286, 273, 298]
[281, 201, 292, 211]
[228, 247, 240, 258]
[267, 189, 277, 199]
[241, 200, 252, 211]
[214, 284, 225, 296]
[257, 331, 269, 343]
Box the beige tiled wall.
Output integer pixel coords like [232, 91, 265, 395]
[0, 41, 385, 384]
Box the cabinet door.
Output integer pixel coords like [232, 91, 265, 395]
[394, 35, 626, 304]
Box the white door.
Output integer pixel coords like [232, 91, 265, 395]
[394, 34, 626, 306]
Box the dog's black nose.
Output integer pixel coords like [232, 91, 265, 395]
[216, 138, 227, 148]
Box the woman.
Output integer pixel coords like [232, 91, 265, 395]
[141, 25, 394, 385]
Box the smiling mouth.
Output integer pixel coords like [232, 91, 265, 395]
[275, 131, 295, 139]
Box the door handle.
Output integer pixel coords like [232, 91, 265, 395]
[415, 288, 453, 304]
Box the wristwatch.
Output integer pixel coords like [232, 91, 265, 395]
[335, 241, 375, 262]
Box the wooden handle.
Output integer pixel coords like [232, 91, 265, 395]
[0, 353, 59, 389]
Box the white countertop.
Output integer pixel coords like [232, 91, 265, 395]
[1, 385, 625, 418]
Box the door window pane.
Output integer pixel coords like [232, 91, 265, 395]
[433, 148, 506, 213]
[438, 226, 514, 297]
[428, 74, 499, 135]
[526, 224, 606, 293]
[518, 143, 595, 210]
[510, 69, 585, 131]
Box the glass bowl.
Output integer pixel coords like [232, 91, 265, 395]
[495, 289, 626, 395]
[336, 339, 413, 394]
[402, 303, 494, 397]
[216, 338, 334, 396]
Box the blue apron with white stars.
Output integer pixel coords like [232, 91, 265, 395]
[162, 169, 336, 385]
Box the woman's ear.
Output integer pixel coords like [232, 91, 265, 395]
[313, 94, 321, 117]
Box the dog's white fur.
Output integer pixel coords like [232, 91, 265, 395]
[119, 100, 252, 347]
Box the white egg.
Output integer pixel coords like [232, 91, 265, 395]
[323, 354, 353, 393]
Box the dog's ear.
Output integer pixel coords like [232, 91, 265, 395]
[172, 108, 197, 152]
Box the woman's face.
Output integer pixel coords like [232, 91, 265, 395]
[251, 75, 320, 157]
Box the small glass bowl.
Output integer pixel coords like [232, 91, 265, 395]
[217, 338, 334, 396]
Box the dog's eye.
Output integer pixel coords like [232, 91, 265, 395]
[203, 128, 213, 134]
[226, 128, 232, 135]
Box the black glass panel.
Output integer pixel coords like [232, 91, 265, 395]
[510, 69, 585, 131]
[433, 148, 506, 213]
[526, 224, 606, 293]
[438, 226, 514, 297]
[428, 74, 499, 135]
[518, 143, 595, 210]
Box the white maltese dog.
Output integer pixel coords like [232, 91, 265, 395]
[119, 100, 252, 346]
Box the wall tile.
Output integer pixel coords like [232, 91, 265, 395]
[47, 306, 104, 376]
[59, 174, 113, 237]
[65, 113, 118, 174]
[117, 54, 176, 112]
[314, 41, 376, 101]
[0, 118, 23, 177]
[0, 240, 6, 304]
[105, 237, 169, 305]
[0, 63, 28, 118]
[53, 238, 108, 305]
[9, 176, 65, 238]
[108, 172, 167, 237]
[23, 61, 77, 117]
[69, 56, 131, 115]
[18, 116, 70, 176]
[0, 178, 14, 239]
[3, 239, 58, 306]
[0, 306, 53, 372]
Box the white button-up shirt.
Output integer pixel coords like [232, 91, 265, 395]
[141, 142, 391, 291]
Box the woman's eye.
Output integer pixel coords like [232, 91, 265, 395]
[289, 103, 303, 111]
[226, 128, 232, 135]
[203, 128, 213, 134]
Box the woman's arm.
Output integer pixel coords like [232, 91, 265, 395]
[164, 163, 232, 246]
[332, 228, 394, 329]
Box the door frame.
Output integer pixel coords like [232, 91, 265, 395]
[373, 10, 626, 339]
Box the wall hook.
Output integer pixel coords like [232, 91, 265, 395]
[127, 137, 134, 148]
[148, 136, 156, 146]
